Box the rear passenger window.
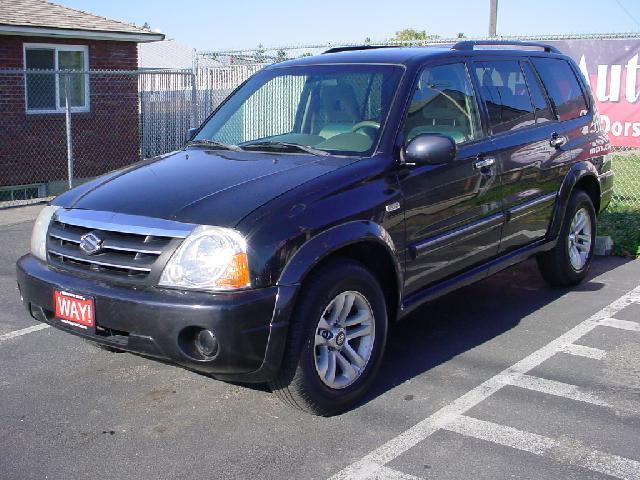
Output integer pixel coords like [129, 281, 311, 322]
[403, 63, 482, 144]
[521, 61, 554, 123]
[474, 61, 535, 134]
[531, 58, 588, 121]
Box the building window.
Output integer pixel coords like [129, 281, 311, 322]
[24, 44, 89, 113]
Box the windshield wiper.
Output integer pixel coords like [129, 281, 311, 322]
[240, 141, 330, 156]
[187, 139, 242, 151]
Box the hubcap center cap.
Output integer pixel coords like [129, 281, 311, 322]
[335, 330, 346, 348]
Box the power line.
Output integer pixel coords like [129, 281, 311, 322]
[614, 0, 640, 29]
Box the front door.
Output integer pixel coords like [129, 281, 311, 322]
[399, 61, 503, 297]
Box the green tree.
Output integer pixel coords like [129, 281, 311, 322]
[393, 28, 427, 41]
[457, 32, 466, 38]
[276, 49, 288, 62]
[390, 28, 440, 45]
[255, 44, 266, 63]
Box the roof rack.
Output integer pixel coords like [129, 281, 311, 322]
[451, 40, 560, 54]
[323, 45, 400, 54]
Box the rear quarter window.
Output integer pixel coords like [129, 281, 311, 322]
[531, 58, 588, 122]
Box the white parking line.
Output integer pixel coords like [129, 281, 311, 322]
[0, 323, 49, 342]
[445, 415, 640, 480]
[329, 284, 640, 480]
[366, 466, 423, 480]
[509, 374, 609, 407]
[600, 317, 640, 332]
[561, 343, 606, 360]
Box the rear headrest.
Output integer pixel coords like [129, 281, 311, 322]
[482, 71, 492, 87]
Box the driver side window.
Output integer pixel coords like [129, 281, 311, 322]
[403, 63, 482, 144]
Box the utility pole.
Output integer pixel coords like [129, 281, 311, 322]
[489, 0, 498, 37]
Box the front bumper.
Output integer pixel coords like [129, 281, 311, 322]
[16, 254, 297, 383]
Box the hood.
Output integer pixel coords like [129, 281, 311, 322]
[54, 148, 354, 227]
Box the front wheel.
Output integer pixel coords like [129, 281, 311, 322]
[537, 189, 596, 287]
[269, 259, 388, 416]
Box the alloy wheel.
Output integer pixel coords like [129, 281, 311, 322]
[313, 291, 375, 389]
[567, 207, 592, 270]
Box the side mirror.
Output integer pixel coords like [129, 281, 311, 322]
[403, 134, 456, 166]
[185, 127, 198, 143]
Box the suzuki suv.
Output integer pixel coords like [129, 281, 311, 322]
[17, 41, 613, 415]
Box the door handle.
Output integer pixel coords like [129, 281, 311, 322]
[474, 157, 495, 170]
[550, 132, 566, 148]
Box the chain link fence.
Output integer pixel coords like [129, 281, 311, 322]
[0, 69, 193, 206]
[1, 34, 639, 210]
[0, 66, 269, 207]
[610, 146, 640, 207]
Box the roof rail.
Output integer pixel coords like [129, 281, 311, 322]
[451, 40, 560, 54]
[323, 45, 400, 54]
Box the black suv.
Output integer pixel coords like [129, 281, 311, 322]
[17, 41, 613, 415]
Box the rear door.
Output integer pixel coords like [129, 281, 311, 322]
[472, 57, 558, 253]
[529, 56, 594, 170]
[399, 60, 503, 297]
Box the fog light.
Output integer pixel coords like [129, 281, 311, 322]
[194, 329, 218, 358]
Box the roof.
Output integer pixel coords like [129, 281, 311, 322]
[0, 0, 165, 42]
[272, 46, 454, 68]
[271, 43, 566, 69]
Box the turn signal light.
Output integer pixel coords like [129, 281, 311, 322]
[216, 252, 250, 289]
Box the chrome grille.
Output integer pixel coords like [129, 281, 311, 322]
[47, 209, 194, 283]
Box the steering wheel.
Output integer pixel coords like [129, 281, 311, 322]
[351, 121, 381, 135]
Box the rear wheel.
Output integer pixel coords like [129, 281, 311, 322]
[270, 259, 388, 416]
[537, 189, 596, 287]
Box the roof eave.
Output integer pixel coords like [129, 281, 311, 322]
[0, 24, 165, 43]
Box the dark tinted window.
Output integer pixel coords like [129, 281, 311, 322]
[521, 61, 554, 123]
[475, 61, 536, 134]
[403, 62, 482, 144]
[531, 58, 588, 121]
[25, 49, 56, 110]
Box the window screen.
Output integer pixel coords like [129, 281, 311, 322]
[531, 58, 588, 121]
[475, 61, 535, 134]
[57, 50, 86, 108]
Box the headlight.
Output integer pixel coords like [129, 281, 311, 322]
[30, 205, 60, 262]
[159, 225, 250, 292]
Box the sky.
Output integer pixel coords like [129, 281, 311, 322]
[58, 0, 640, 51]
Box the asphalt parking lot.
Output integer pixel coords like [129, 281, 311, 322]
[1, 208, 639, 480]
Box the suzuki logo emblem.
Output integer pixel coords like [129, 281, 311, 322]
[79, 232, 104, 255]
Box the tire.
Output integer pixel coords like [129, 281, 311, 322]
[269, 258, 388, 416]
[537, 189, 596, 287]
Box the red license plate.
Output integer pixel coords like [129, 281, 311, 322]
[54, 290, 95, 330]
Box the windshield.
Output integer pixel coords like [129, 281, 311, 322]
[194, 64, 404, 156]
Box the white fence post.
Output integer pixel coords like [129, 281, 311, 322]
[63, 72, 74, 189]
[190, 71, 198, 128]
